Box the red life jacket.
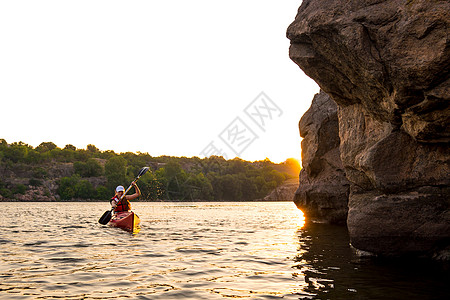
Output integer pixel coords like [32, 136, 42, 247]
[111, 196, 131, 212]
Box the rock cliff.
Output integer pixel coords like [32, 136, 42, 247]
[288, 0, 449, 257]
[294, 91, 350, 224]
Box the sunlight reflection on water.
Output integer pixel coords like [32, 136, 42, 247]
[296, 209, 306, 229]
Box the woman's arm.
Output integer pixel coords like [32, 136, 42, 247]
[125, 182, 141, 200]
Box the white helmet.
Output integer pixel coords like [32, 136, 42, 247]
[115, 185, 125, 193]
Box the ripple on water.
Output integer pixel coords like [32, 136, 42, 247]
[175, 246, 222, 255]
[23, 240, 48, 247]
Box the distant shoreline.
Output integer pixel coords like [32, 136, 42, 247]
[0, 199, 293, 202]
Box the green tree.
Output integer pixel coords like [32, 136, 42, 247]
[209, 173, 242, 201]
[221, 174, 242, 201]
[87, 144, 100, 153]
[95, 185, 110, 200]
[99, 150, 116, 160]
[265, 169, 285, 186]
[49, 148, 65, 161]
[57, 175, 95, 200]
[29, 178, 42, 186]
[13, 184, 27, 195]
[227, 158, 246, 174]
[0, 187, 12, 199]
[238, 174, 258, 200]
[58, 148, 76, 162]
[74, 150, 89, 161]
[74, 158, 103, 177]
[155, 168, 168, 199]
[86, 158, 103, 176]
[36, 142, 58, 153]
[33, 167, 48, 179]
[0, 180, 12, 199]
[73, 161, 87, 176]
[25, 149, 43, 164]
[64, 144, 77, 151]
[74, 180, 95, 199]
[57, 175, 80, 200]
[164, 161, 183, 180]
[162, 161, 190, 200]
[2, 142, 29, 163]
[105, 156, 127, 190]
[184, 172, 213, 200]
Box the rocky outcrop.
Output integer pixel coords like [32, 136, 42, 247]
[294, 91, 350, 224]
[287, 0, 449, 257]
[265, 178, 299, 201]
[12, 182, 58, 202]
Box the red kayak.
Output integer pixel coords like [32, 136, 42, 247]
[109, 211, 141, 233]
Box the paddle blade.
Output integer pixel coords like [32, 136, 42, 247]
[137, 167, 150, 178]
[99, 210, 112, 225]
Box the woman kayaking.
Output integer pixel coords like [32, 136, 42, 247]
[99, 167, 148, 233]
[111, 182, 141, 213]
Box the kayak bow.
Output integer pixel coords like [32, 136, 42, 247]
[109, 211, 141, 233]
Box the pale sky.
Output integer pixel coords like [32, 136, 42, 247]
[0, 0, 319, 163]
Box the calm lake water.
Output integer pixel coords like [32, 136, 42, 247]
[0, 202, 448, 300]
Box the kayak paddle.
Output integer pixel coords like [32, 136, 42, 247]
[98, 166, 150, 225]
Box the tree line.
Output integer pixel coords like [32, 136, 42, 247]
[0, 140, 300, 201]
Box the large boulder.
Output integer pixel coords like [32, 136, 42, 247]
[287, 0, 450, 257]
[294, 91, 350, 224]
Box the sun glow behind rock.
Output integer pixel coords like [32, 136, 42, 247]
[297, 209, 306, 229]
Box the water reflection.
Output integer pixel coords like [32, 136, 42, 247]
[293, 222, 450, 300]
[0, 202, 306, 299]
[296, 209, 306, 229]
[0, 203, 448, 300]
